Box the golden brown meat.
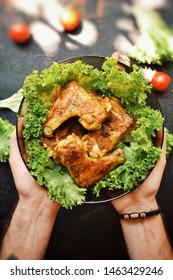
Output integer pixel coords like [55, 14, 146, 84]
[41, 81, 135, 187]
[42, 117, 85, 162]
[43, 81, 112, 136]
[55, 134, 125, 187]
[82, 97, 135, 158]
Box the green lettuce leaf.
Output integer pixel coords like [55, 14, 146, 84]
[22, 57, 164, 208]
[0, 117, 15, 162]
[130, 6, 173, 65]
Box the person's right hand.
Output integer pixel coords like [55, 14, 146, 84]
[9, 129, 61, 213]
[0, 129, 60, 260]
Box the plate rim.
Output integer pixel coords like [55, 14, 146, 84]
[16, 55, 164, 204]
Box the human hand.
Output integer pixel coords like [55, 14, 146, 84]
[111, 133, 166, 214]
[9, 129, 61, 213]
[0, 129, 60, 260]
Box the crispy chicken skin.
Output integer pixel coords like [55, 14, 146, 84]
[43, 81, 112, 137]
[82, 97, 135, 158]
[42, 117, 85, 159]
[55, 135, 125, 187]
[42, 81, 135, 187]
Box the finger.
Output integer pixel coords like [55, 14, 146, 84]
[9, 129, 31, 181]
[111, 51, 131, 67]
[111, 51, 121, 58]
[161, 134, 167, 158]
[145, 135, 166, 185]
[155, 134, 166, 170]
[9, 129, 22, 165]
[16, 117, 28, 162]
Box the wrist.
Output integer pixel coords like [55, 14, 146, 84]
[121, 199, 158, 213]
[112, 195, 158, 214]
[17, 196, 60, 224]
[117, 208, 161, 220]
[18, 186, 61, 216]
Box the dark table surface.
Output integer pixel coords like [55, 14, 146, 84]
[0, 0, 173, 260]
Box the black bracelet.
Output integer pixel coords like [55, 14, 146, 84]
[117, 208, 161, 220]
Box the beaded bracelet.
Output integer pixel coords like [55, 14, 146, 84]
[117, 208, 161, 220]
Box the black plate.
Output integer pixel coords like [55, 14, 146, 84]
[17, 55, 164, 204]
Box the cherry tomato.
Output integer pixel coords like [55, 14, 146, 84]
[151, 71, 171, 92]
[60, 8, 80, 31]
[8, 22, 31, 43]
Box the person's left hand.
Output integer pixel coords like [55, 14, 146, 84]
[111, 134, 166, 214]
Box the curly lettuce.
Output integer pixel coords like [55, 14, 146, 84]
[0, 117, 15, 162]
[129, 6, 173, 65]
[93, 114, 162, 195]
[22, 57, 164, 208]
[164, 127, 173, 158]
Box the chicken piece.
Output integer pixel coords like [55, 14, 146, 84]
[55, 134, 125, 187]
[43, 81, 112, 137]
[42, 117, 85, 162]
[82, 97, 135, 158]
[42, 133, 57, 157]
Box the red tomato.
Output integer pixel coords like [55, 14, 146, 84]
[60, 8, 80, 31]
[8, 22, 31, 43]
[151, 72, 171, 92]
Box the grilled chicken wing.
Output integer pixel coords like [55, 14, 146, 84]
[55, 134, 125, 187]
[43, 81, 112, 136]
[82, 97, 135, 158]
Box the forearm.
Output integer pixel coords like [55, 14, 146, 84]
[120, 203, 173, 260]
[0, 199, 60, 260]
